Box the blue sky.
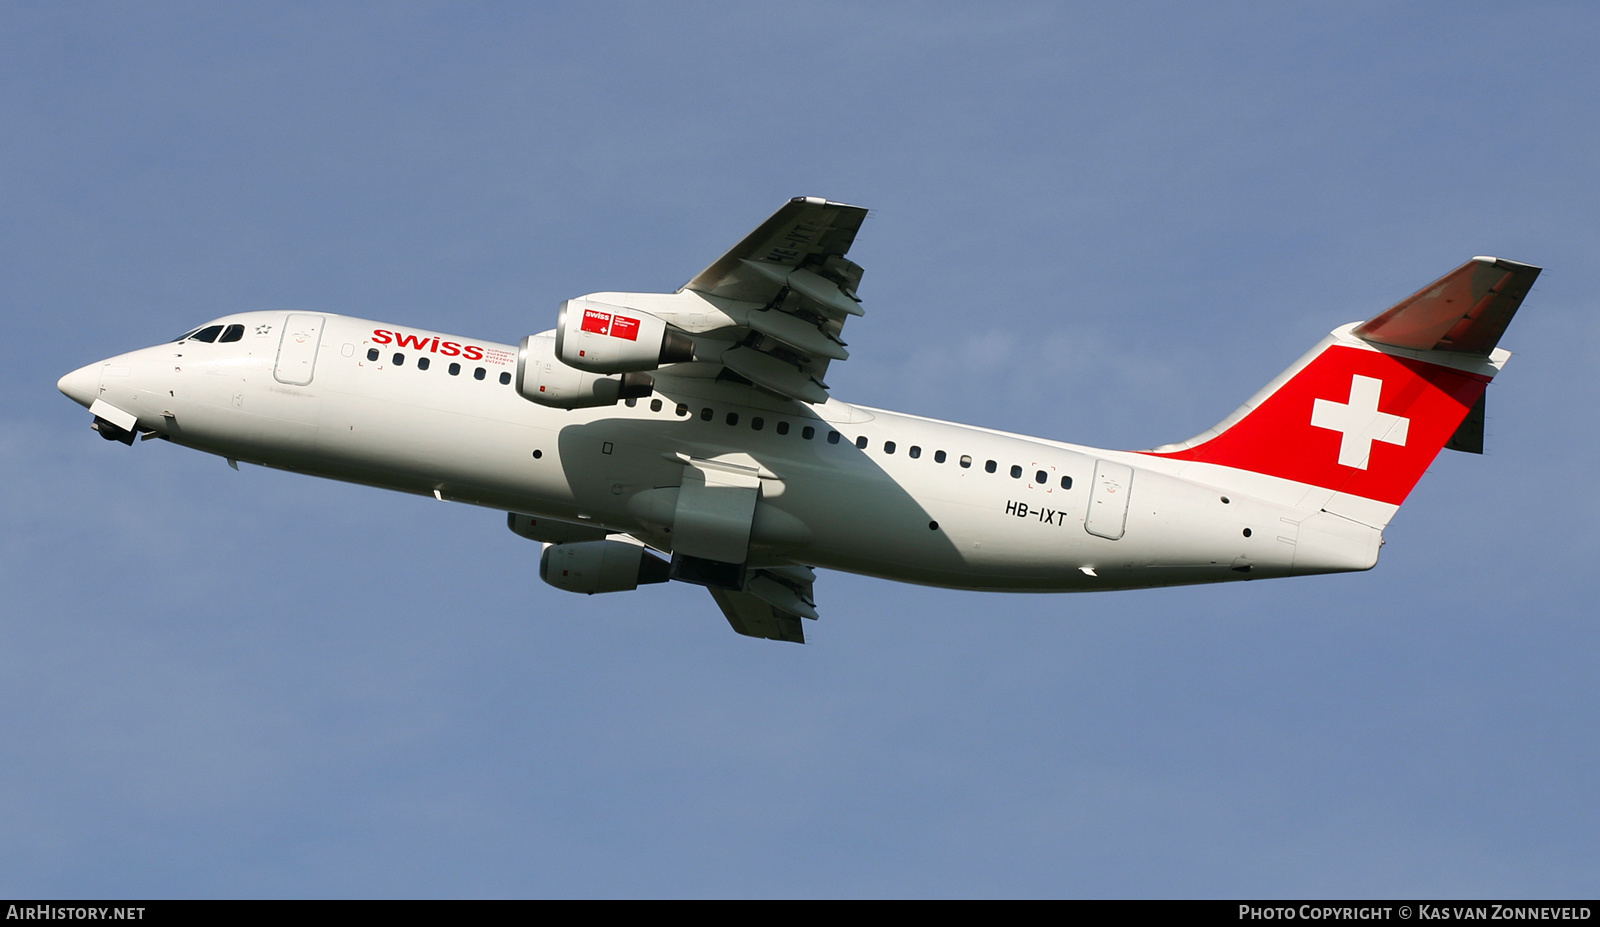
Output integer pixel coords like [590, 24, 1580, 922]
[3, 2, 1597, 897]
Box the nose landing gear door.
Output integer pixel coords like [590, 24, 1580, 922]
[274, 314, 325, 386]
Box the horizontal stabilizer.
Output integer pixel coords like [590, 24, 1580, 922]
[1353, 256, 1540, 355]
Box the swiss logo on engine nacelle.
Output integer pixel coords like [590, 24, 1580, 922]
[579, 309, 641, 342]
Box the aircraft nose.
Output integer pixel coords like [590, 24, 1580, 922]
[57, 363, 101, 408]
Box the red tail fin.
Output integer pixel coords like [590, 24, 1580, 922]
[1147, 257, 1538, 509]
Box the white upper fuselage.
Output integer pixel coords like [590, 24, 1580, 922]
[62, 310, 1353, 592]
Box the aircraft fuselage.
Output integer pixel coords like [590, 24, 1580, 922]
[64, 310, 1321, 593]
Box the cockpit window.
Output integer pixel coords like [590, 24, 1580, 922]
[174, 323, 244, 343]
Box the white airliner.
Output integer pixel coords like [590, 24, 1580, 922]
[58, 198, 1539, 643]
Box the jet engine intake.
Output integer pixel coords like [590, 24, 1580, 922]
[539, 539, 672, 595]
[555, 298, 694, 374]
[517, 333, 654, 409]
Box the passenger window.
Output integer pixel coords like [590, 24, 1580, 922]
[1010, 465, 1023, 479]
[417, 357, 431, 371]
[909, 446, 921, 459]
[726, 412, 739, 426]
[625, 398, 637, 407]
[701, 407, 713, 421]
[1060, 475, 1073, 490]
[855, 436, 868, 449]
[884, 441, 896, 454]
[935, 450, 946, 463]
[827, 431, 841, 444]
[751, 417, 764, 431]
[449, 362, 461, 376]
[500, 372, 511, 385]
[802, 426, 815, 440]
[393, 353, 405, 366]
[651, 399, 662, 412]
[367, 348, 379, 362]
[219, 324, 245, 343]
[776, 421, 789, 435]
[676, 404, 689, 417]
[193, 325, 224, 343]
[473, 367, 486, 380]
[985, 460, 997, 473]
[1035, 470, 1047, 484]
[960, 455, 972, 468]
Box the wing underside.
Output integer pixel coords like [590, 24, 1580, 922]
[706, 565, 819, 644]
[577, 197, 871, 405]
[683, 197, 868, 405]
[710, 588, 808, 643]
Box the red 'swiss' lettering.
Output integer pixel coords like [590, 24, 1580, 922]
[580, 309, 612, 335]
[370, 329, 489, 363]
[610, 315, 640, 341]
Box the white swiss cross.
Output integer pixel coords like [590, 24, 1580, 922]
[1310, 374, 1410, 470]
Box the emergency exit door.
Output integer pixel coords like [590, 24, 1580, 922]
[1084, 459, 1134, 540]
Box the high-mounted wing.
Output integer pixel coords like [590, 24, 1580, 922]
[557, 197, 869, 405]
[682, 196, 868, 404]
[685, 196, 868, 304]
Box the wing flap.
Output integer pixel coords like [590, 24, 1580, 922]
[706, 565, 819, 644]
[709, 588, 807, 643]
[745, 308, 849, 360]
[1353, 256, 1541, 355]
[720, 346, 829, 404]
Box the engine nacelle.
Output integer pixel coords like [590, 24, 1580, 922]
[507, 512, 610, 544]
[517, 333, 654, 409]
[538, 540, 672, 595]
[555, 298, 694, 374]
